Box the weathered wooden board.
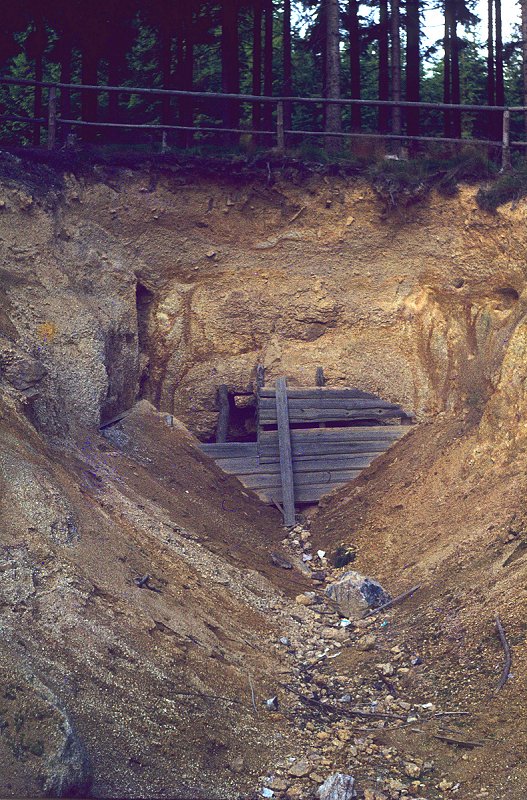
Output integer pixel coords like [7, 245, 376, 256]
[242, 469, 363, 489]
[260, 407, 406, 424]
[259, 442, 397, 462]
[200, 443, 259, 458]
[275, 377, 296, 526]
[258, 397, 403, 411]
[259, 387, 383, 400]
[259, 425, 405, 443]
[215, 454, 378, 477]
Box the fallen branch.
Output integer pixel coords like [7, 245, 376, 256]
[248, 674, 258, 716]
[495, 615, 512, 691]
[280, 683, 406, 721]
[434, 734, 485, 748]
[364, 584, 421, 618]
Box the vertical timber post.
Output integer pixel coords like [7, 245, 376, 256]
[216, 384, 230, 443]
[276, 100, 285, 154]
[256, 363, 265, 447]
[47, 86, 57, 151]
[275, 377, 296, 526]
[315, 367, 326, 387]
[501, 108, 511, 172]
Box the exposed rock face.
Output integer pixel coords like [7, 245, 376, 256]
[0, 652, 92, 798]
[325, 571, 390, 619]
[317, 773, 356, 800]
[1, 156, 526, 439]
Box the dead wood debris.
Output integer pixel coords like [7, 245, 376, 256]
[280, 683, 406, 721]
[433, 733, 485, 748]
[495, 615, 512, 691]
[364, 584, 421, 618]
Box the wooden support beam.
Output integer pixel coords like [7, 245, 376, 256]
[216, 384, 230, 443]
[315, 367, 326, 386]
[275, 377, 296, 526]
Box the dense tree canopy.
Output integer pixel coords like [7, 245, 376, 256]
[0, 0, 525, 151]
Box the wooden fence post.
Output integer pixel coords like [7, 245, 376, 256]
[47, 86, 57, 151]
[501, 108, 511, 172]
[275, 377, 296, 526]
[216, 384, 230, 443]
[276, 100, 285, 153]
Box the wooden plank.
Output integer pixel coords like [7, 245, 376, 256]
[275, 378, 296, 526]
[258, 397, 403, 411]
[200, 443, 258, 458]
[241, 469, 363, 489]
[217, 454, 377, 478]
[260, 425, 405, 441]
[258, 483, 353, 504]
[259, 441, 398, 462]
[259, 388, 383, 400]
[259, 407, 406, 423]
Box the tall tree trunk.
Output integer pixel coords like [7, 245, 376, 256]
[487, 0, 495, 104]
[522, 0, 527, 137]
[81, 45, 99, 142]
[263, 0, 273, 139]
[59, 41, 72, 141]
[495, 0, 504, 106]
[32, 15, 46, 146]
[108, 45, 124, 130]
[221, 0, 240, 141]
[348, 0, 361, 131]
[178, 1, 194, 147]
[160, 26, 173, 127]
[451, 6, 461, 138]
[378, 0, 389, 133]
[443, 0, 452, 137]
[283, 0, 292, 132]
[325, 0, 342, 151]
[252, 0, 263, 136]
[406, 0, 420, 138]
[390, 0, 402, 139]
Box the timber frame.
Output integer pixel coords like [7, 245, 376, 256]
[200, 369, 414, 526]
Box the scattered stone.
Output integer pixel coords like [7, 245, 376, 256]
[279, 636, 291, 646]
[295, 593, 315, 606]
[317, 773, 356, 800]
[404, 763, 421, 779]
[311, 570, 327, 582]
[377, 663, 395, 676]
[310, 773, 325, 783]
[289, 760, 312, 778]
[269, 778, 288, 791]
[356, 634, 376, 651]
[325, 571, 391, 619]
[271, 552, 293, 570]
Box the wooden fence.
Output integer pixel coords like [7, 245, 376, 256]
[1, 75, 526, 170]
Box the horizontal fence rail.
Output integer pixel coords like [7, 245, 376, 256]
[0, 75, 525, 169]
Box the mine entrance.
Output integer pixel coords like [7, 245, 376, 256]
[200, 371, 414, 525]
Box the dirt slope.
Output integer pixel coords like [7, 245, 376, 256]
[0, 398, 310, 798]
[310, 399, 527, 798]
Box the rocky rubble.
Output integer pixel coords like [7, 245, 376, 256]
[253, 521, 468, 800]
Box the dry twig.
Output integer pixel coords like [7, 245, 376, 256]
[364, 584, 421, 618]
[495, 615, 512, 691]
[434, 734, 485, 748]
[248, 674, 258, 716]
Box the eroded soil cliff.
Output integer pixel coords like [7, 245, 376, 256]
[2, 153, 527, 799]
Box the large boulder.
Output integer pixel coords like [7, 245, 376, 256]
[325, 571, 390, 619]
